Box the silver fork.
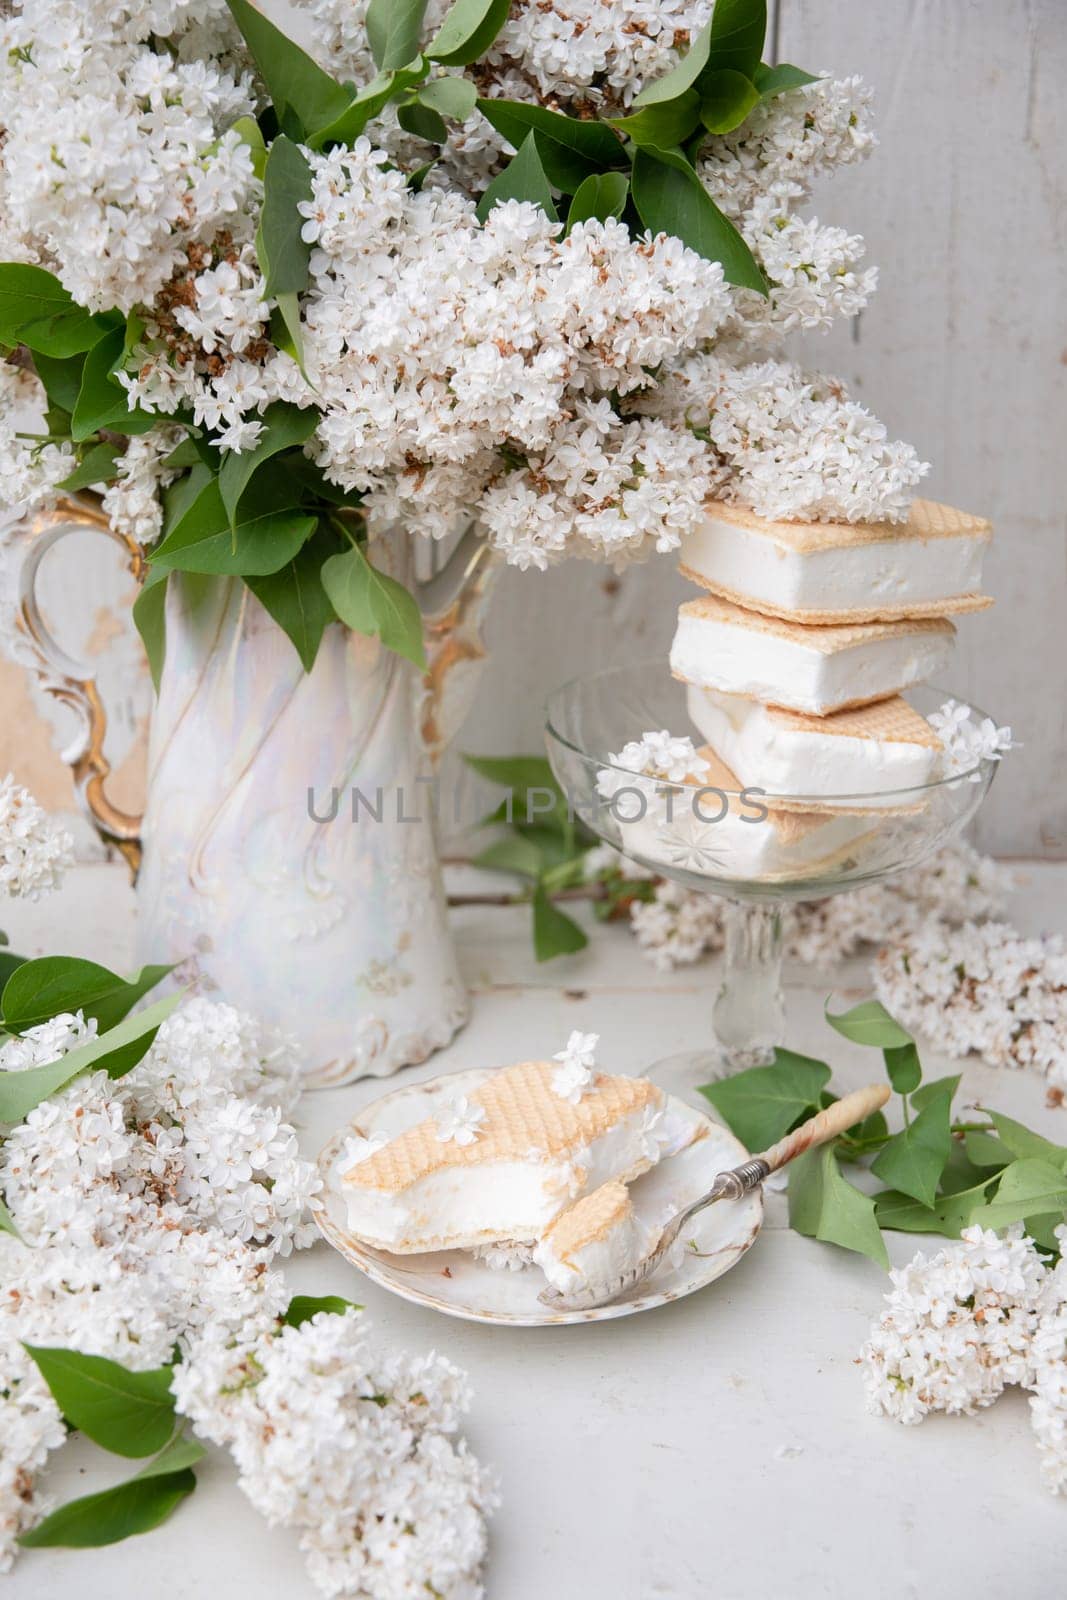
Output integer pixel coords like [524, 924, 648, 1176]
[538, 1082, 890, 1313]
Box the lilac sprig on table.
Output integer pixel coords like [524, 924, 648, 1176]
[859, 1224, 1067, 1496]
[0, 784, 496, 1592]
[701, 999, 1067, 1271]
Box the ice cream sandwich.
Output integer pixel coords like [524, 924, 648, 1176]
[670, 593, 955, 716]
[678, 499, 992, 624]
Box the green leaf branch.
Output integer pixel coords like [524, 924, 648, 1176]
[702, 1000, 1067, 1269]
[457, 753, 654, 960]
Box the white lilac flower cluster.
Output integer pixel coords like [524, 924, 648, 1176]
[596, 730, 709, 824]
[0, 3, 256, 313]
[551, 1029, 599, 1103]
[436, 1093, 488, 1146]
[0, 997, 495, 1592]
[634, 355, 928, 523]
[172, 1308, 497, 1600]
[929, 699, 1017, 782]
[874, 919, 1067, 1086]
[298, 151, 731, 556]
[628, 838, 1012, 973]
[0, 365, 75, 514]
[0, 772, 74, 900]
[0, 0, 926, 561]
[859, 1225, 1067, 1494]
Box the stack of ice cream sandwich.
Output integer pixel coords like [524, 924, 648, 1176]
[656, 497, 992, 878]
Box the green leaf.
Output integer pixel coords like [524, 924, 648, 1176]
[986, 1110, 1067, 1169]
[418, 75, 478, 121]
[788, 1143, 889, 1268]
[0, 992, 182, 1127]
[219, 402, 319, 527]
[699, 68, 760, 134]
[700, 1048, 830, 1153]
[284, 1294, 359, 1327]
[272, 291, 306, 372]
[464, 753, 571, 833]
[398, 98, 448, 143]
[883, 1042, 922, 1096]
[634, 0, 766, 108]
[71, 327, 155, 442]
[152, 470, 317, 577]
[979, 1159, 1067, 1231]
[476, 100, 622, 191]
[23, 1347, 177, 1458]
[18, 1434, 201, 1549]
[232, 114, 268, 179]
[133, 567, 169, 692]
[532, 882, 587, 962]
[56, 441, 122, 493]
[910, 1073, 961, 1112]
[964, 1130, 1012, 1170]
[246, 524, 339, 672]
[473, 834, 546, 879]
[1, 956, 171, 1034]
[0, 264, 114, 357]
[938, 1139, 994, 1196]
[0, 948, 27, 989]
[630, 148, 765, 292]
[32, 350, 86, 414]
[257, 134, 314, 299]
[753, 62, 820, 98]
[824, 998, 913, 1050]
[870, 1088, 954, 1208]
[224, 0, 352, 142]
[428, 0, 512, 64]
[633, 17, 716, 108]
[321, 540, 426, 668]
[0, 1195, 23, 1242]
[700, 0, 767, 77]
[307, 60, 429, 150]
[566, 171, 630, 230]
[874, 1179, 993, 1236]
[610, 93, 702, 149]
[476, 130, 558, 222]
[367, 0, 430, 69]
[161, 462, 213, 537]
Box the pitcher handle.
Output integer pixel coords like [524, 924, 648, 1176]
[12, 495, 145, 875]
[416, 525, 498, 766]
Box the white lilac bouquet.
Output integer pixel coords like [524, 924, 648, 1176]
[860, 1225, 1067, 1496]
[0, 0, 926, 675]
[0, 787, 495, 1594]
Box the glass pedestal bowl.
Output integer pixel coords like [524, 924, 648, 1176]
[545, 663, 999, 1098]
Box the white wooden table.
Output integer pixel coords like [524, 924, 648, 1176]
[5, 860, 1067, 1600]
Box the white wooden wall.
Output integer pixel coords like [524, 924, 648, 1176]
[2, 0, 1064, 859]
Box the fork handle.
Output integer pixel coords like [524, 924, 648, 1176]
[756, 1083, 891, 1175]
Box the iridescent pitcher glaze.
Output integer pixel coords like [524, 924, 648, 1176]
[12, 500, 496, 1085]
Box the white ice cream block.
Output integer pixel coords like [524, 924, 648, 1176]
[669, 593, 955, 716]
[686, 685, 942, 803]
[615, 746, 875, 882]
[340, 1060, 696, 1253]
[678, 499, 992, 623]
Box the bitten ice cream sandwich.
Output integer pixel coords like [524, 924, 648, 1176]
[341, 1061, 675, 1253]
[678, 499, 992, 624]
[686, 685, 942, 801]
[532, 1180, 660, 1299]
[670, 593, 955, 716]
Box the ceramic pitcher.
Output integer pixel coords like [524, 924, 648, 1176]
[12, 498, 496, 1085]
